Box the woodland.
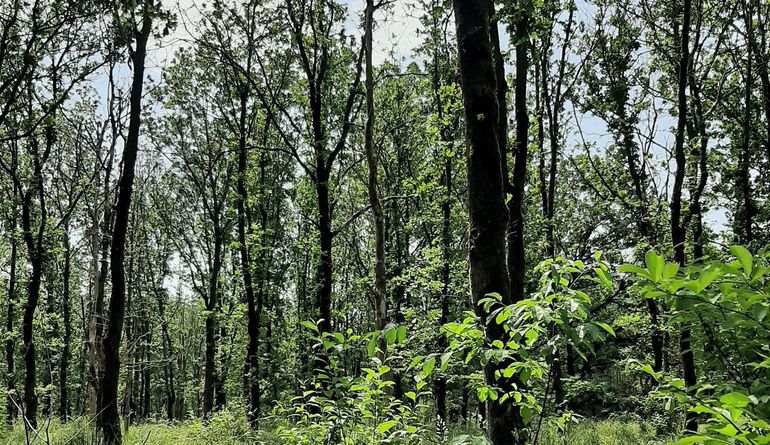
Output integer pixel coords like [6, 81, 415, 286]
[1, 0, 770, 444]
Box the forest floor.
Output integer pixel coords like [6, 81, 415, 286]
[0, 417, 669, 444]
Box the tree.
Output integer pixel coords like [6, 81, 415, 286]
[670, 0, 698, 432]
[452, 0, 525, 442]
[97, 1, 162, 441]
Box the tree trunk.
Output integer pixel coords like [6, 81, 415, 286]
[140, 317, 151, 420]
[453, 0, 525, 442]
[59, 225, 72, 421]
[5, 212, 18, 425]
[364, 0, 388, 339]
[739, 0, 755, 245]
[97, 14, 151, 444]
[671, 0, 697, 432]
[316, 165, 333, 336]
[747, 0, 770, 164]
[20, 163, 46, 429]
[507, 3, 530, 304]
[236, 83, 261, 428]
[155, 288, 175, 422]
[434, 53, 453, 425]
[203, 231, 224, 420]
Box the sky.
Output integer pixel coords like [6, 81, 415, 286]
[81, 0, 729, 301]
[107, 0, 728, 244]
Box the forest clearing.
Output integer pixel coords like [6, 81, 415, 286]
[1, 0, 769, 444]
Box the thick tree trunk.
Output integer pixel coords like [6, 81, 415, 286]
[98, 15, 151, 444]
[453, 1, 525, 442]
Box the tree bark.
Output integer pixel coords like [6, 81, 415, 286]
[155, 288, 175, 422]
[432, 2, 453, 418]
[237, 85, 261, 428]
[738, 0, 755, 245]
[507, 3, 530, 304]
[4, 205, 18, 424]
[59, 223, 72, 421]
[203, 230, 224, 420]
[97, 12, 151, 444]
[453, 0, 525, 442]
[671, 0, 697, 432]
[364, 0, 388, 339]
[20, 138, 48, 430]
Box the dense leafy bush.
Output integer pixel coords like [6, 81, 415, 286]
[623, 248, 770, 444]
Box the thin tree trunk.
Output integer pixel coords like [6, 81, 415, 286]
[20, 150, 47, 429]
[140, 317, 151, 420]
[671, 0, 697, 432]
[739, 0, 755, 245]
[430, 0, 453, 421]
[97, 13, 151, 444]
[236, 84, 261, 428]
[507, 3, 530, 304]
[5, 209, 18, 424]
[364, 0, 388, 339]
[748, 0, 770, 163]
[59, 224, 72, 421]
[155, 288, 175, 422]
[203, 231, 224, 420]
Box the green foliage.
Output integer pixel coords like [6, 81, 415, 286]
[271, 323, 427, 444]
[624, 247, 770, 444]
[428, 256, 614, 438]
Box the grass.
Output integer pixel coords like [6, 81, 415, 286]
[0, 412, 273, 445]
[538, 419, 668, 445]
[0, 416, 669, 445]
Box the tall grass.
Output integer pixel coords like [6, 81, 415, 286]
[537, 419, 668, 445]
[0, 415, 667, 445]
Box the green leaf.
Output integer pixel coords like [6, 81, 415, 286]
[730, 245, 753, 277]
[594, 321, 615, 336]
[377, 420, 398, 435]
[520, 405, 532, 425]
[396, 326, 407, 343]
[639, 363, 661, 381]
[672, 436, 710, 444]
[594, 268, 612, 288]
[619, 264, 648, 277]
[645, 251, 664, 281]
[495, 306, 510, 325]
[477, 387, 488, 402]
[385, 327, 397, 345]
[422, 357, 436, 376]
[719, 392, 751, 408]
[663, 262, 680, 279]
[367, 334, 378, 358]
[300, 321, 319, 333]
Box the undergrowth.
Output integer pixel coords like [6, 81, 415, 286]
[0, 413, 667, 445]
